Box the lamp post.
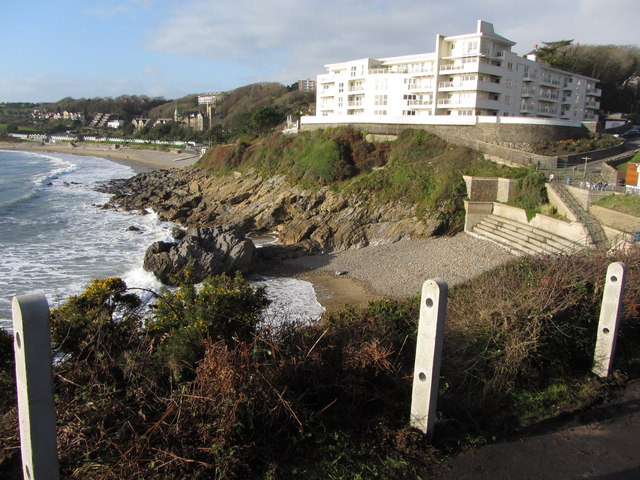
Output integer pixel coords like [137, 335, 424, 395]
[583, 156, 591, 179]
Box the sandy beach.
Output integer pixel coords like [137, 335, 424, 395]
[2, 140, 517, 312]
[0, 140, 200, 172]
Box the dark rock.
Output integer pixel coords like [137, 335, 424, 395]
[171, 226, 186, 240]
[143, 226, 256, 285]
[126, 226, 141, 232]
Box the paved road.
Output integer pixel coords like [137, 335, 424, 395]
[434, 380, 640, 479]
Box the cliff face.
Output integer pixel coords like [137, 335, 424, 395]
[102, 167, 441, 252]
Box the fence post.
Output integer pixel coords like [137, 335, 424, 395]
[410, 278, 448, 439]
[592, 262, 627, 378]
[12, 294, 60, 480]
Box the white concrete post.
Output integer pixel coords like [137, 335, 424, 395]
[12, 294, 60, 480]
[410, 278, 448, 439]
[592, 262, 627, 378]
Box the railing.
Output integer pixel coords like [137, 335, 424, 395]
[550, 180, 610, 249]
[407, 99, 433, 106]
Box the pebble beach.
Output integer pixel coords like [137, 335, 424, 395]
[279, 235, 517, 310]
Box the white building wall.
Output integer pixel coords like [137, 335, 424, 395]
[308, 20, 600, 127]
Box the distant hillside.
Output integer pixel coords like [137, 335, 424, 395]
[39, 95, 167, 121]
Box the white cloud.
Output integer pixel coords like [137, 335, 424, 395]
[144, 0, 639, 85]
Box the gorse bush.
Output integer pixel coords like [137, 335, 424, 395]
[150, 273, 269, 377]
[50, 277, 142, 358]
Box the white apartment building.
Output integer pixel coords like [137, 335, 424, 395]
[306, 21, 600, 126]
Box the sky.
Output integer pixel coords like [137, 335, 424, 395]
[1, 0, 639, 103]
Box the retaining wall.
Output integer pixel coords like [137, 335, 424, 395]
[589, 205, 640, 234]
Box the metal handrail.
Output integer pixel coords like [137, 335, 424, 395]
[550, 181, 610, 250]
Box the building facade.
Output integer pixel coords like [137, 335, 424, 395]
[307, 21, 600, 126]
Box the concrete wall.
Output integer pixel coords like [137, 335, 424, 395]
[558, 144, 626, 166]
[300, 121, 595, 168]
[492, 203, 591, 245]
[589, 205, 640, 233]
[546, 183, 579, 222]
[497, 178, 518, 203]
[463, 176, 517, 202]
[565, 184, 615, 210]
[464, 200, 494, 231]
[601, 225, 637, 251]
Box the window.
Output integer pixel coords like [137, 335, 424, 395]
[508, 63, 513, 71]
[374, 110, 387, 115]
[506, 79, 512, 88]
[374, 95, 388, 106]
[338, 83, 344, 93]
[375, 79, 388, 90]
[465, 40, 478, 53]
[402, 110, 416, 116]
[350, 66, 357, 77]
[337, 98, 343, 107]
[505, 95, 511, 105]
[403, 94, 417, 100]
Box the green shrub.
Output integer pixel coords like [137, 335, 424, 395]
[50, 277, 142, 358]
[149, 273, 269, 375]
[511, 169, 548, 210]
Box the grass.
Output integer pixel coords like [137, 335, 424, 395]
[592, 194, 640, 217]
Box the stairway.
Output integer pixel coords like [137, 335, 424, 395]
[549, 181, 610, 250]
[471, 214, 586, 256]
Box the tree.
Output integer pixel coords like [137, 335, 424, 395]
[534, 41, 640, 113]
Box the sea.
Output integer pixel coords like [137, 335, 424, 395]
[0, 149, 324, 332]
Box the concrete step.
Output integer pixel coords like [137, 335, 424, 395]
[472, 214, 587, 256]
[481, 217, 578, 254]
[474, 223, 548, 255]
[485, 214, 578, 249]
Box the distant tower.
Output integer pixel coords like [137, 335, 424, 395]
[198, 92, 224, 129]
[174, 106, 179, 122]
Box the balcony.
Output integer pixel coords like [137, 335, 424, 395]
[586, 88, 602, 96]
[539, 92, 559, 101]
[438, 80, 476, 91]
[585, 100, 600, 109]
[408, 83, 434, 91]
[540, 76, 561, 86]
[407, 99, 433, 106]
[347, 101, 363, 107]
[520, 103, 536, 113]
[521, 88, 537, 97]
[537, 106, 558, 116]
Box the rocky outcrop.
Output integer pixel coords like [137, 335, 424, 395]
[100, 168, 441, 253]
[143, 226, 256, 285]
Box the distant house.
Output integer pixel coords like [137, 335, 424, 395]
[132, 118, 151, 130]
[625, 163, 640, 194]
[181, 112, 204, 131]
[153, 118, 173, 126]
[298, 79, 316, 92]
[107, 119, 124, 129]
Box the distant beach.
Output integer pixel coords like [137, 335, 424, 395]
[0, 140, 201, 173]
